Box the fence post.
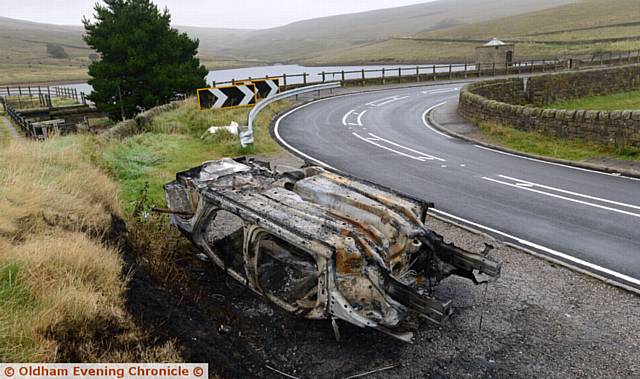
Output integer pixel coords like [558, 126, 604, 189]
[18, 85, 22, 96]
[398, 67, 402, 82]
[321, 71, 326, 83]
[382, 68, 385, 85]
[5, 86, 9, 97]
[464, 63, 468, 78]
[432, 65, 436, 80]
[478, 63, 481, 77]
[341, 70, 345, 83]
[362, 69, 365, 86]
[416, 66, 420, 82]
[283, 73, 287, 91]
[530, 60, 534, 73]
[303, 73, 307, 85]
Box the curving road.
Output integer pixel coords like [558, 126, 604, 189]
[274, 82, 640, 290]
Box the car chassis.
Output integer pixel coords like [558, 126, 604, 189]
[163, 157, 501, 342]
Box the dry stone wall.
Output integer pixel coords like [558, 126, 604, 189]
[458, 65, 640, 147]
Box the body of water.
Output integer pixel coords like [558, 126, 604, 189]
[61, 63, 468, 94]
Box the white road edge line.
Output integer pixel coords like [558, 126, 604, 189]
[499, 175, 640, 211]
[273, 91, 640, 289]
[422, 102, 453, 139]
[367, 132, 446, 162]
[483, 176, 640, 219]
[274, 99, 337, 168]
[429, 208, 640, 287]
[475, 144, 640, 182]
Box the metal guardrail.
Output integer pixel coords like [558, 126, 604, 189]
[241, 81, 341, 146]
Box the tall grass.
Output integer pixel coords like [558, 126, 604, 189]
[0, 138, 180, 362]
[95, 98, 290, 208]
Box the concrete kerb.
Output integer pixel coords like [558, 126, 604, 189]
[426, 103, 640, 180]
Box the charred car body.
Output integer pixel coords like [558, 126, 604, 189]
[164, 157, 501, 342]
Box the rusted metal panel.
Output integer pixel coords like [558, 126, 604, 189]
[164, 157, 501, 342]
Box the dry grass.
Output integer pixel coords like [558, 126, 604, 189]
[0, 64, 89, 86]
[95, 98, 290, 208]
[0, 137, 180, 362]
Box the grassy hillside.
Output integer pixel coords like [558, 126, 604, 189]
[0, 17, 259, 84]
[0, 0, 574, 83]
[226, 0, 574, 63]
[4, 0, 640, 81]
[324, 0, 640, 65]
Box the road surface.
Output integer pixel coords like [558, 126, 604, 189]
[274, 82, 640, 289]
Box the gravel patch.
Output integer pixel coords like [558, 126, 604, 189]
[128, 154, 640, 378]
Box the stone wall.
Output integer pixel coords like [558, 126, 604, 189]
[458, 65, 640, 147]
[527, 65, 640, 106]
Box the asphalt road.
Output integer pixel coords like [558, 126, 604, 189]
[274, 82, 640, 289]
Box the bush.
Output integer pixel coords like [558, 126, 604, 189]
[46, 44, 68, 59]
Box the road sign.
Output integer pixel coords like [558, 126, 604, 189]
[246, 78, 280, 99]
[197, 84, 257, 110]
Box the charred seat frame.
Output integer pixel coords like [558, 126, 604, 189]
[164, 157, 501, 342]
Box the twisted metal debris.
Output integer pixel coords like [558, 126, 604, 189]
[164, 157, 501, 342]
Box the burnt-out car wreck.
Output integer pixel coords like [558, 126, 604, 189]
[163, 157, 501, 342]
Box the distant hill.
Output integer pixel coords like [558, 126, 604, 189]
[0, 0, 575, 68]
[5, 0, 639, 83]
[317, 0, 640, 65]
[222, 0, 575, 63]
[0, 17, 88, 66]
[0, 16, 256, 67]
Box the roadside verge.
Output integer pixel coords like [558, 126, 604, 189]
[427, 101, 640, 179]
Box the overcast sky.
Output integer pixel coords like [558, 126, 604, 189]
[2, 0, 436, 29]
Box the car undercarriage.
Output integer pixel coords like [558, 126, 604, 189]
[163, 157, 501, 342]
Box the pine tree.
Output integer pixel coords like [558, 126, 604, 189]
[83, 0, 208, 120]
